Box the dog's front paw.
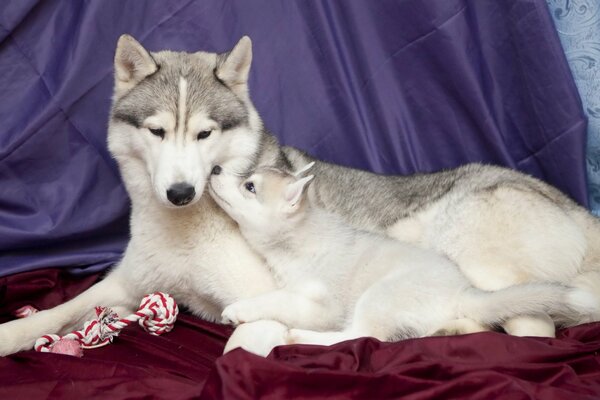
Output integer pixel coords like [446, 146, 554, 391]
[221, 301, 260, 326]
[0, 320, 29, 356]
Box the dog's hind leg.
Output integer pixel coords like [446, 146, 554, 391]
[563, 270, 600, 325]
[0, 270, 136, 356]
[424, 187, 589, 337]
[502, 314, 555, 337]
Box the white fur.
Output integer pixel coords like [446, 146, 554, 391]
[0, 36, 277, 356]
[2, 35, 599, 358]
[178, 76, 187, 137]
[386, 186, 592, 335]
[211, 168, 594, 353]
[224, 320, 289, 357]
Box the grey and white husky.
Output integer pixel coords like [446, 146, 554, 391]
[0, 34, 599, 356]
[209, 165, 595, 352]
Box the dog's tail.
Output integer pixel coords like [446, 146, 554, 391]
[458, 282, 599, 327]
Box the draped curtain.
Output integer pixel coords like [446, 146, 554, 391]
[0, 0, 588, 277]
[547, 0, 600, 215]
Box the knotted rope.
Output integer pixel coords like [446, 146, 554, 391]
[33, 292, 178, 355]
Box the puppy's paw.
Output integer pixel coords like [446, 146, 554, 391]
[224, 320, 290, 357]
[220, 306, 240, 325]
[429, 318, 489, 337]
[285, 328, 305, 344]
[221, 301, 259, 326]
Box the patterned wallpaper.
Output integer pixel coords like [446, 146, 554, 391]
[547, 0, 600, 214]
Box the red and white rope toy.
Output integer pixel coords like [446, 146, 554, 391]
[30, 292, 178, 356]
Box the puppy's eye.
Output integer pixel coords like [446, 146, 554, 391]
[244, 182, 256, 194]
[197, 130, 212, 140]
[149, 128, 165, 138]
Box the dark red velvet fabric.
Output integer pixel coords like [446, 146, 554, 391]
[204, 329, 600, 400]
[2, 269, 600, 399]
[0, 269, 233, 399]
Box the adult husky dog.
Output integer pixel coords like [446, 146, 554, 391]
[0, 34, 598, 356]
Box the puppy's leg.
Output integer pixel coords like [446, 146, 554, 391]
[0, 270, 136, 356]
[288, 328, 364, 346]
[288, 308, 396, 346]
[429, 318, 489, 336]
[221, 288, 332, 330]
[289, 288, 398, 346]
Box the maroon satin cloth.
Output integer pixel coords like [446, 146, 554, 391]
[0, 269, 232, 399]
[1, 269, 600, 399]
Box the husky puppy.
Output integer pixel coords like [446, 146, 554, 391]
[1, 34, 600, 356]
[209, 166, 595, 349]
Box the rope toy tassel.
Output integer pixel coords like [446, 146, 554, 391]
[34, 292, 178, 356]
[13, 305, 39, 318]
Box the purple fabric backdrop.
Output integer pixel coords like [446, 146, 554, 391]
[0, 0, 587, 277]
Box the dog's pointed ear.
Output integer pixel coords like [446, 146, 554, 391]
[283, 175, 314, 212]
[293, 162, 316, 178]
[114, 34, 157, 93]
[215, 36, 252, 93]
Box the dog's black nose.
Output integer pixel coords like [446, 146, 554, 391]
[167, 183, 196, 206]
[211, 165, 222, 175]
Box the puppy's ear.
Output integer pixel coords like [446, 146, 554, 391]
[215, 36, 252, 94]
[293, 162, 316, 178]
[114, 34, 157, 95]
[283, 175, 314, 212]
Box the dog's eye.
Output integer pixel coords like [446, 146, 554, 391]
[244, 182, 256, 194]
[197, 130, 212, 140]
[148, 128, 165, 138]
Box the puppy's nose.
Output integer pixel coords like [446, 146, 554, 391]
[166, 183, 195, 206]
[211, 165, 222, 175]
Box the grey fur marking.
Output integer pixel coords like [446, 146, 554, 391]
[111, 50, 248, 133]
[108, 39, 590, 240]
[112, 40, 600, 334]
